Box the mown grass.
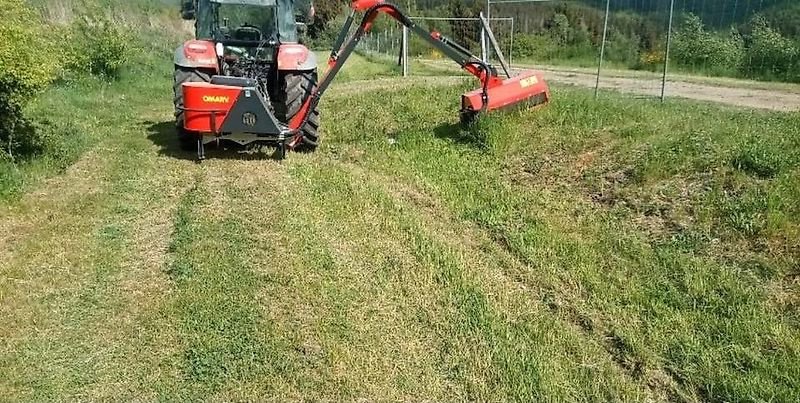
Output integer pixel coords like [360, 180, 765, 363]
[1, 7, 798, 400]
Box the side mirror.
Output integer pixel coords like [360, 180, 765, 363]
[296, 1, 315, 24]
[307, 3, 316, 24]
[181, 0, 196, 20]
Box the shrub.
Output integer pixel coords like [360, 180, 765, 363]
[636, 50, 665, 71]
[512, 34, 559, 61]
[606, 30, 641, 66]
[0, 0, 60, 158]
[549, 13, 571, 46]
[563, 22, 596, 60]
[672, 14, 743, 75]
[69, 17, 131, 79]
[742, 15, 798, 80]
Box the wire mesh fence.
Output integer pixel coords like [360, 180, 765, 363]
[355, 0, 800, 102]
[359, 16, 515, 78]
[494, 0, 800, 97]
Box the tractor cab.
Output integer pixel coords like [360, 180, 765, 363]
[182, 0, 312, 45]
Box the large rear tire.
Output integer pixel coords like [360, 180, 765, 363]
[275, 71, 320, 152]
[173, 66, 212, 151]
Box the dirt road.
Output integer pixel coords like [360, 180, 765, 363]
[539, 67, 800, 112]
[421, 59, 800, 112]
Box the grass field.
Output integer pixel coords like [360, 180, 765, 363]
[1, 25, 799, 401]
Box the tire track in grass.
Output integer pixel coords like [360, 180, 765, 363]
[358, 142, 674, 400]
[275, 161, 457, 399]
[164, 160, 300, 398]
[318, 160, 648, 401]
[188, 156, 430, 398]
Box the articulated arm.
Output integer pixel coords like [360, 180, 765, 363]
[287, 0, 503, 147]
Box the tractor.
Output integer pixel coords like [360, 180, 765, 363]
[174, 0, 319, 155]
[174, 0, 550, 160]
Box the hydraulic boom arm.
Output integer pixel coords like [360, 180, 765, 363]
[287, 0, 549, 149]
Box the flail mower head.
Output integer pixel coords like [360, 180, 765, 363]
[460, 69, 550, 124]
[349, 0, 550, 123]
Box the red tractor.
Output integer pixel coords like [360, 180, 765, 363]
[175, 0, 319, 156]
[175, 0, 550, 160]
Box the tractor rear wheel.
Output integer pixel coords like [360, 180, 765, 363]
[173, 66, 212, 151]
[275, 71, 320, 152]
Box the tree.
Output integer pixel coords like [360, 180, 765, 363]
[307, 0, 347, 39]
[743, 15, 797, 78]
[672, 13, 743, 74]
[447, 0, 480, 50]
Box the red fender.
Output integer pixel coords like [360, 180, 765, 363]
[177, 40, 219, 71]
[277, 44, 314, 71]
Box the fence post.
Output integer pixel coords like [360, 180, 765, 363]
[661, 0, 676, 102]
[481, 27, 488, 63]
[595, 0, 611, 98]
[509, 18, 515, 69]
[402, 25, 409, 77]
[486, 0, 491, 61]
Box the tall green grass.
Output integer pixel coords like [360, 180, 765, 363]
[317, 82, 800, 400]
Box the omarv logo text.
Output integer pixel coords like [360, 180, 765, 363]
[203, 95, 230, 103]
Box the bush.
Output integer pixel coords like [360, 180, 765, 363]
[68, 17, 131, 79]
[512, 34, 560, 61]
[635, 50, 665, 71]
[742, 15, 798, 81]
[511, 13, 598, 63]
[0, 0, 60, 158]
[606, 30, 641, 66]
[672, 14, 743, 75]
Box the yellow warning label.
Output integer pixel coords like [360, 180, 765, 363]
[202, 95, 230, 103]
[520, 76, 539, 88]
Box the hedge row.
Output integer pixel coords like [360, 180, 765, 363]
[0, 0, 130, 160]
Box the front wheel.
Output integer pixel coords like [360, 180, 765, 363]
[274, 71, 320, 152]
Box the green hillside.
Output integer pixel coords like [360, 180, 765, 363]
[413, 0, 795, 28]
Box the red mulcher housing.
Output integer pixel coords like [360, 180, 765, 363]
[180, 0, 550, 159]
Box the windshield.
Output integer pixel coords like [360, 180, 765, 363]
[216, 4, 277, 40]
[195, 0, 298, 43]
